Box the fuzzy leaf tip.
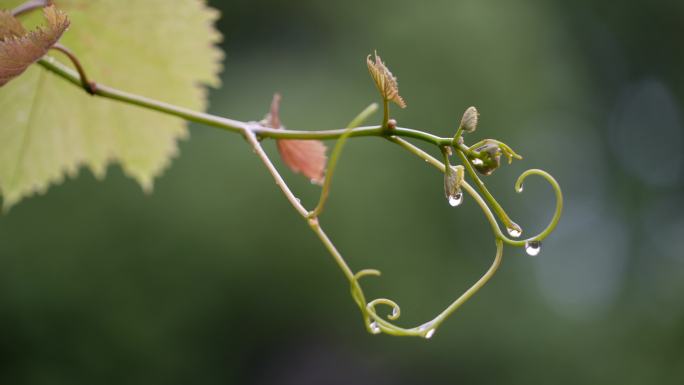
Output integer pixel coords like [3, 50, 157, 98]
[0, 5, 69, 87]
[366, 51, 406, 108]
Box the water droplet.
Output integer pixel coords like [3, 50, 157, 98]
[472, 158, 484, 166]
[391, 307, 399, 318]
[369, 321, 381, 334]
[507, 226, 521, 238]
[525, 240, 542, 256]
[517, 184, 524, 193]
[424, 329, 435, 339]
[448, 192, 463, 207]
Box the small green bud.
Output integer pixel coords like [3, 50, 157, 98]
[459, 106, 479, 133]
[470, 140, 501, 176]
[444, 164, 465, 206]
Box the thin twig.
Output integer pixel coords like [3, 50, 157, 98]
[11, 0, 50, 17]
[243, 130, 308, 218]
[310, 103, 378, 218]
[243, 130, 355, 280]
[50, 44, 96, 94]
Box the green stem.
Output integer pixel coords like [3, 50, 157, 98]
[388, 137, 503, 236]
[50, 44, 95, 94]
[456, 148, 520, 234]
[427, 239, 503, 327]
[382, 99, 389, 130]
[37, 57, 451, 146]
[452, 127, 464, 145]
[243, 130, 308, 218]
[243, 130, 355, 280]
[390, 137, 562, 247]
[310, 103, 378, 218]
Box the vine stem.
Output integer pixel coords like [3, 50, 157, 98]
[31, 51, 563, 337]
[243, 130, 355, 280]
[428, 238, 503, 327]
[37, 57, 453, 146]
[387, 137, 505, 236]
[388, 137, 562, 246]
[310, 103, 378, 218]
[455, 148, 520, 235]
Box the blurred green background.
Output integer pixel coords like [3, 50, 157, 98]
[2, 0, 684, 384]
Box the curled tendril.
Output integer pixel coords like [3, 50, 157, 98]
[342, 136, 561, 338]
[368, 298, 401, 320]
[347, 238, 504, 339]
[350, 269, 426, 337]
[510, 169, 563, 244]
[463, 169, 563, 247]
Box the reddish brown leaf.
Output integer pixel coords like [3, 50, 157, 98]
[263, 94, 327, 185]
[0, 10, 26, 38]
[0, 5, 69, 86]
[277, 139, 327, 185]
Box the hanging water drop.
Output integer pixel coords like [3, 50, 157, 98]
[507, 225, 522, 238]
[525, 240, 541, 256]
[448, 192, 463, 207]
[369, 321, 381, 334]
[472, 158, 484, 166]
[424, 328, 435, 339]
[390, 307, 399, 319]
[516, 184, 524, 193]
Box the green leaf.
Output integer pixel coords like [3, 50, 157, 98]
[0, 0, 223, 209]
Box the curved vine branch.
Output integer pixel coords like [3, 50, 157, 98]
[6, 25, 564, 338]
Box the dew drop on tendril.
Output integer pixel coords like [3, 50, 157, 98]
[369, 321, 381, 334]
[525, 240, 541, 256]
[507, 226, 521, 238]
[391, 307, 399, 318]
[448, 192, 463, 207]
[472, 158, 484, 166]
[516, 184, 524, 193]
[424, 329, 435, 339]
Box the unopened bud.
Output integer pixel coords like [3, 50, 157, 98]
[459, 106, 479, 133]
[470, 141, 501, 176]
[444, 164, 465, 206]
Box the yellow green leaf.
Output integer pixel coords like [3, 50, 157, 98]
[0, 0, 223, 209]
